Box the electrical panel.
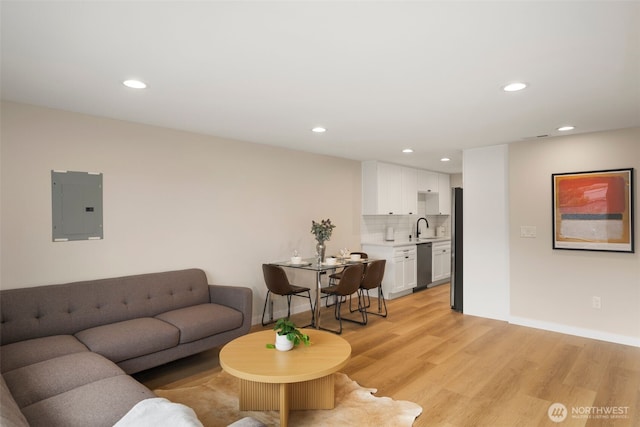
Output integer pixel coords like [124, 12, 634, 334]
[51, 170, 103, 241]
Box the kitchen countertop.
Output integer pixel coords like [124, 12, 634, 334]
[361, 237, 451, 247]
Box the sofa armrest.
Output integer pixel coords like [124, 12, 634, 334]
[1, 375, 29, 427]
[208, 285, 253, 332]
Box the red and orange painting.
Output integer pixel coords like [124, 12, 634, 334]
[553, 169, 633, 252]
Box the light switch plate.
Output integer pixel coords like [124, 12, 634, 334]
[520, 225, 537, 238]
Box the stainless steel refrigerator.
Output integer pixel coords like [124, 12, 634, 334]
[450, 187, 463, 312]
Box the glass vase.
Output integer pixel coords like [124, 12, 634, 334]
[316, 241, 326, 264]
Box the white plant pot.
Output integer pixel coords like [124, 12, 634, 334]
[275, 333, 294, 351]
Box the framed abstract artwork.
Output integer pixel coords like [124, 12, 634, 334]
[552, 168, 634, 252]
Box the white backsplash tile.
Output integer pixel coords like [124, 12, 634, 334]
[361, 214, 450, 243]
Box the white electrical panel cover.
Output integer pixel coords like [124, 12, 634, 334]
[51, 170, 103, 241]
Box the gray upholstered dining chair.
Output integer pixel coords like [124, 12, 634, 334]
[261, 264, 314, 327]
[320, 263, 366, 334]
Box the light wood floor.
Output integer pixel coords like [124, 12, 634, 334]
[136, 284, 640, 426]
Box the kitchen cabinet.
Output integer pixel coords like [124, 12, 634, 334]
[362, 161, 401, 215]
[401, 167, 417, 215]
[361, 244, 417, 299]
[363, 161, 449, 216]
[432, 241, 451, 282]
[417, 170, 438, 193]
[425, 172, 451, 215]
[437, 173, 451, 215]
[392, 246, 417, 293]
[362, 161, 417, 215]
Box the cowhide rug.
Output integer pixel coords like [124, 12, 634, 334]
[155, 371, 422, 427]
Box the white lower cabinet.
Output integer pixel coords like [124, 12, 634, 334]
[362, 244, 416, 299]
[432, 241, 451, 282]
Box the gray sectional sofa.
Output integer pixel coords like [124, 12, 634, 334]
[0, 268, 253, 427]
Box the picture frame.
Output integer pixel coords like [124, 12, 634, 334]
[552, 168, 634, 253]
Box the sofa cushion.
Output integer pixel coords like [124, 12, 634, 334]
[0, 375, 29, 427]
[75, 318, 179, 362]
[155, 303, 244, 344]
[0, 335, 88, 373]
[21, 374, 155, 427]
[3, 352, 124, 408]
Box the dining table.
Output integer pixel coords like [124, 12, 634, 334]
[268, 257, 373, 329]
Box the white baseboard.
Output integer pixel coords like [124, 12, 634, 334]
[387, 289, 413, 300]
[509, 316, 640, 348]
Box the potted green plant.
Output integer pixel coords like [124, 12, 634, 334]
[267, 318, 310, 351]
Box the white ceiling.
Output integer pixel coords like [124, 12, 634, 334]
[2, 1, 639, 173]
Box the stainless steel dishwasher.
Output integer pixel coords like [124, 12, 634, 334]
[415, 242, 432, 291]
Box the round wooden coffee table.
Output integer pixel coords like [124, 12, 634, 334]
[219, 329, 351, 427]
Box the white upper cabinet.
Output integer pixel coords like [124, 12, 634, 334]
[401, 167, 417, 215]
[437, 173, 451, 215]
[377, 162, 403, 215]
[363, 161, 401, 215]
[417, 170, 438, 193]
[363, 161, 449, 215]
[424, 172, 451, 215]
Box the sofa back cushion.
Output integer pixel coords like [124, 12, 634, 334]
[0, 269, 210, 345]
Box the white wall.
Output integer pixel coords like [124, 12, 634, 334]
[3, 102, 638, 345]
[508, 128, 640, 346]
[462, 145, 510, 321]
[0, 102, 362, 324]
[463, 131, 639, 346]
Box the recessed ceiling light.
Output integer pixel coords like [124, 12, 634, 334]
[311, 127, 326, 133]
[557, 126, 575, 132]
[402, 148, 414, 153]
[503, 82, 528, 92]
[123, 79, 147, 89]
[440, 157, 451, 162]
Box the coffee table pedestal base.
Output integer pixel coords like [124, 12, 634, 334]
[239, 375, 335, 426]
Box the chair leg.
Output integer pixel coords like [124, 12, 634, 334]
[261, 290, 273, 326]
[324, 293, 335, 307]
[346, 289, 375, 325]
[263, 291, 316, 327]
[362, 286, 388, 318]
[336, 293, 367, 329]
[288, 292, 315, 328]
[289, 295, 295, 319]
[349, 291, 366, 313]
[334, 299, 343, 334]
[325, 291, 346, 308]
[376, 286, 388, 317]
[303, 290, 314, 328]
[318, 292, 365, 334]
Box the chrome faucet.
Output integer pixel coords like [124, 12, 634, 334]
[416, 217, 429, 238]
